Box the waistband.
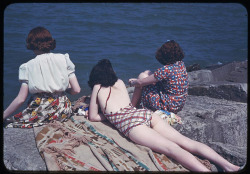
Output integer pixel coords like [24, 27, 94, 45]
[34, 91, 66, 96]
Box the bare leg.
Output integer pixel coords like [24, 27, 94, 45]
[131, 70, 152, 108]
[150, 113, 240, 172]
[129, 124, 210, 171]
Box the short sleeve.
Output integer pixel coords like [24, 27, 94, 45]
[19, 63, 28, 84]
[154, 66, 168, 81]
[65, 53, 76, 78]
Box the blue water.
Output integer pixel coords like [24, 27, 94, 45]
[3, 3, 248, 113]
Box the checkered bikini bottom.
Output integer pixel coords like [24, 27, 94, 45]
[104, 104, 153, 137]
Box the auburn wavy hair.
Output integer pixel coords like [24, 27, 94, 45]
[88, 59, 118, 89]
[155, 40, 184, 65]
[26, 26, 56, 52]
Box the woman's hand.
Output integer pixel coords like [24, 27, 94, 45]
[129, 78, 141, 88]
[129, 74, 158, 88]
[4, 83, 29, 120]
[84, 110, 89, 119]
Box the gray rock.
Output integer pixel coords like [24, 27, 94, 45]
[188, 69, 214, 84]
[208, 60, 247, 83]
[175, 95, 247, 168]
[3, 128, 47, 171]
[188, 82, 247, 103]
[188, 61, 247, 103]
[186, 63, 201, 72]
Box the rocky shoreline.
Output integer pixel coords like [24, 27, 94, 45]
[3, 60, 247, 171]
[187, 61, 247, 103]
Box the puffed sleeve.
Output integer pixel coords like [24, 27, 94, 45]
[19, 63, 28, 84]
[65, 53, 76, 78]
[154, 65, 169, 81]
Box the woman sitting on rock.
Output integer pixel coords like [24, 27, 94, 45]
[129, 40, 188, 113]
[3, 26, 81, 128]
[86, 59, 240, 172]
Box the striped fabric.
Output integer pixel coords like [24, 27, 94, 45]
[104, 104, 153, 137]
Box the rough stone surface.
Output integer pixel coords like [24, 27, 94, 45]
[208, 61, 247, 83]
[188, 82, 247, 103]
[188, 61, 247, 103]
[3, 128, 47, 171]
[175, 95, 247, 169]
[186, 63, 201, 72]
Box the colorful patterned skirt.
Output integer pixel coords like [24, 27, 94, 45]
[5, 92, 72, 128]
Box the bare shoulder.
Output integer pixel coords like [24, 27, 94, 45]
[93, 84, 101, 92]
[116, 79, 126, 87]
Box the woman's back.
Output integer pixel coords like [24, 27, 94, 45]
[21, 53, 75, 94]
[96, 79, 131, 114]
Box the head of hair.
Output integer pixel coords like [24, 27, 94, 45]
[88, 59, 118, 89]
[26, 26, 56, 52]
[155, 40, 184, 65]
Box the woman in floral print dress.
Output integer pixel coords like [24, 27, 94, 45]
[3, 26, 81, 128]
[129, 40, 188, 114]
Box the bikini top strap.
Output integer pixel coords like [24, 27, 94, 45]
[104, 86, 111, 113]
[96, 86, 102, 102]
[96, 86, 112, 114]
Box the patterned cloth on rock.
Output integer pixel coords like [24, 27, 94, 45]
[33, 115, 211, 171]
[34, 117, 150, 171]
[141, 61, 189, 113]
[154, 110, 182, 125]
[5, 92, 72, 128]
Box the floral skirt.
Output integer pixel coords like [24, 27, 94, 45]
[5, 92, 72, 128]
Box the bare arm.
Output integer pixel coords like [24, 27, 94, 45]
[88, 85, 107, 122]
[3, 83, 29, 120]
[129, 74, 158, 88]
[66, 75, 81, 95]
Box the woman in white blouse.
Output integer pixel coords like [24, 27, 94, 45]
[3, 26, 81, 128]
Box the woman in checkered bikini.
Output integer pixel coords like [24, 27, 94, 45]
[87, 59, 239, 172]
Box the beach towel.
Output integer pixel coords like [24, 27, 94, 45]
[34, 117, 150, 171]
[32, 95, 211, 171]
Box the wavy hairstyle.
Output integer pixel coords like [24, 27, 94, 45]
[26, 26, 56, 52]
[155, 40, 184, 65]
[88, 59, 118, 89]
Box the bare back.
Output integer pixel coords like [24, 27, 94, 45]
[95, 79, 131, 114]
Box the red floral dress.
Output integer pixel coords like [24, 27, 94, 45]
[141, 61, 189, 114]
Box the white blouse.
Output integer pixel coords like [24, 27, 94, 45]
[19, 53, 75, 94]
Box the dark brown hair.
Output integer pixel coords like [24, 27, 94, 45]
[88, 59, 118, 89]
[155, 40, 184, 65]
[26, 26, 56, 52]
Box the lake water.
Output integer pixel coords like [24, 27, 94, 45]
[3, 3, 248, 113]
